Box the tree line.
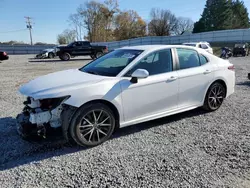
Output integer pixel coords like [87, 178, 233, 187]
[57, 0, 250, 44]
[57, 0, 194, 44]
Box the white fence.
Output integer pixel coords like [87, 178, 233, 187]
[1, 28, 250, 54]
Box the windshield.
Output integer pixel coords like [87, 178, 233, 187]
[235, 44, 245, 48]
[80, 49, 143, 77]
[67, 42, 75, 47]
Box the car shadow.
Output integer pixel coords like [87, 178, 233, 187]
[0, 108, 208, 171]
[236, 81, 250, 87]
[28, 58, 92, 63]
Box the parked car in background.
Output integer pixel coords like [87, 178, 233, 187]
[56, 41, 108, 61]
[182, 42, 213, 54]
[17, 45, 235, 147]
[233, 44, 249, 57]
[35, 48, 57, 59]
[0, 51, 9, 61]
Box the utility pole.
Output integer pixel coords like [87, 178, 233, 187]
[25, 16, 33, 45]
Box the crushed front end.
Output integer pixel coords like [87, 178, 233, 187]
[16, 96, 69, 139]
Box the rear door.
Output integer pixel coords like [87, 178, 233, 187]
[174, 48, 214, 108]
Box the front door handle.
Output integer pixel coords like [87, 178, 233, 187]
[204, 70, 212, 74]
[167, 76, 178, 81]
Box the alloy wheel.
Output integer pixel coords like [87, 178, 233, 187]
[208, 85, 225, 110]
[77, 110, 112, 144]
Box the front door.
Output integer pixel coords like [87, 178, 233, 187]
[120, 48, 179, 123]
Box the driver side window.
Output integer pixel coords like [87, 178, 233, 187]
[124, 49, 173, 76]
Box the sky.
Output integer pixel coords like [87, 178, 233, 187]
[0, 0, 250, 44]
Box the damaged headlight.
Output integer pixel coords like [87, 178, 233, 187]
[39, 96, 70, 110]
[24, 96, 70, 110]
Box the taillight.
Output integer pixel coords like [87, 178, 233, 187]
[3, 52, 7, 56]
[228, 65, 235, 71]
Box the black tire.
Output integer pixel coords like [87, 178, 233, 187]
[69, 103, 116, 147]
[59, 52, 70, 61]
[90, 55, 96, 60]
[202, 82, 226, 111]
[48, 52, 55, 59]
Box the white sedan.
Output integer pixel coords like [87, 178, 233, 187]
[17, 45, 235, 147]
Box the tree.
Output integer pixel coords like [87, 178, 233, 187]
[174, 17, 194, 35]
[148, 8, 178, 36]
[68, 13, 83, 40]
[193, 0, 250, 33]
[114, 10, 146, 40]
[57, 29, 76, 44]
[232, 0, 250, 29]
[77, 0, 119, 42]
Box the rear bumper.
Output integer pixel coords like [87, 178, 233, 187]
[226, 72, 235, 98]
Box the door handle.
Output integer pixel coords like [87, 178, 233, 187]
[167, 76, 178, 81]
[203, 70, 212, 74]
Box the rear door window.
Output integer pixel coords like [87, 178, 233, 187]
[176, 48, 200, 70]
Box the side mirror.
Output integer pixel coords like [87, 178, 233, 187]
[130, 69, 149, 83]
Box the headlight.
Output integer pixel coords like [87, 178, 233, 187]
[39, 96, 70, 110]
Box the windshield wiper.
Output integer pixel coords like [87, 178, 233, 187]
[85, 70, 99, 75]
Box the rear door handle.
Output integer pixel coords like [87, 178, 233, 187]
[167, 76, 178, 81]
[204, 70, 212, 74]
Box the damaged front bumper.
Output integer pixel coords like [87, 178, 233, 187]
[35, 53, 48, 59]
[16, 96, 68, 139]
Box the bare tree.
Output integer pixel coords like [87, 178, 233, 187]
[57, 29, 76, 44]
[148, 8, 178, 36]
[68, 13, 83, 40]
[174, 17, 194, 35]
[77, 0, 119, 42]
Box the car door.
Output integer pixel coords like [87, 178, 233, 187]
[71, 42, 82, 56]
[120, 48, 179, 123]
[174, 48, 214, 108]
[81, 42, 92, 55]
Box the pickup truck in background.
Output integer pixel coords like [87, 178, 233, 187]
[56, 41, 108, 61]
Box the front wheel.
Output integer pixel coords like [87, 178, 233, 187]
[202, 82, 226, 111]
[59, 53, 70, 61]
[69, 103, 116, 147]
[96, 52, 104, 59]
[48, 52, 55, 59]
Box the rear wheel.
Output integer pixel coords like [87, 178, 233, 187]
[203, 82, 226, 111]
[69, 103, 116, 147]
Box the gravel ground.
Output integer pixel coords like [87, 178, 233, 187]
[0, 55, 250, 188]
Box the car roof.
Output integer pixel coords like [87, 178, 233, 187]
[119, 45, 207, 54]
[183, 41, 210, 44]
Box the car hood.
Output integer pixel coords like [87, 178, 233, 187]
[19, 69, 105, 99]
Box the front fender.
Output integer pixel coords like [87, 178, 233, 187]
[63, 79, 124, 124]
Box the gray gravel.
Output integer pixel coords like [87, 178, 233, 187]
[0, 55, 250, 188]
